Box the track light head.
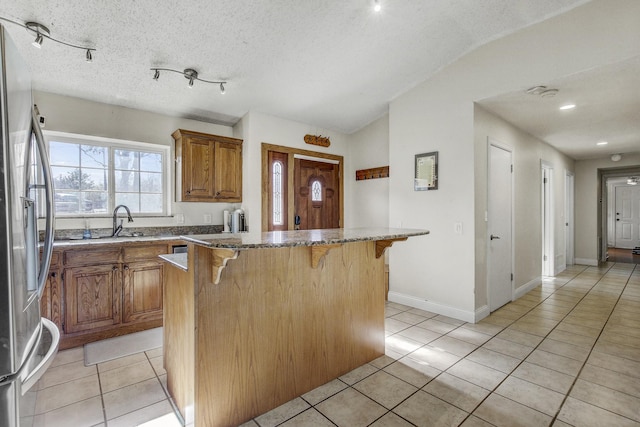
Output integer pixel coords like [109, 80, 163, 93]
[219, 83, 225, 94]
[32, 33, 43, 48]
[25, 22, 50, 49]
[153, 69, 160, 80]
[184, 68, 198, 87]
[85, 49, 93, 62]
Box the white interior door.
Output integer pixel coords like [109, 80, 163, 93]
[565, 172, 574, 266]
[488, 142, 513, 311]
[614, 185, 640, 249]
[541, 163, 554, 276]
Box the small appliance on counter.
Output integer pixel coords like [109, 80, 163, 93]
[231, 208, 246, 233]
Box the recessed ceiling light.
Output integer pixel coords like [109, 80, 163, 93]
[559, 104, 576, 110]
[596, 141, 608, 146]
[373, 0, 381, 12]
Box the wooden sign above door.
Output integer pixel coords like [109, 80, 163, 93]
[304, 134, 331, 148]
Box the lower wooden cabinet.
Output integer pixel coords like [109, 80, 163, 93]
[42, 241, 176, 349]
[63, 264, 121, 334]
[122, 260, 164, 323]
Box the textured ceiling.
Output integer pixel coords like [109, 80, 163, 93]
[0, 0, 590, 135]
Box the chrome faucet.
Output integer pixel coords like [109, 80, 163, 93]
[112, 205, 134, 237]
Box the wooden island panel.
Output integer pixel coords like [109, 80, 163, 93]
[192, 240, 384, 426]
[162, 227, 429, 426]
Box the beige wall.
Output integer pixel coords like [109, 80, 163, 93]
[235, 111, 350, 233]
[347, 115, 389, 229]
[574, 153, 640, 264]
[474, 105, 574, 310]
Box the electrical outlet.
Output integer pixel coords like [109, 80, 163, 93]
[204, 213, 212, 224]
[176, 213, 185, 224]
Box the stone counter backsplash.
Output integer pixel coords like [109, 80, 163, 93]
[41, 225, 224, 241]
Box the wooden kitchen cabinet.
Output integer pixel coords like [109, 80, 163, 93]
[172, 129, 243, 202]
[40, 251, 62, 330]
[63, 263, 121, 334]
[42, 241, 177, 349]
[122, 260, 164, 323]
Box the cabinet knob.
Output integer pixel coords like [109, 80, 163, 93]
[50, 272, 57, 278]
[215, 191, 220, 196]
[124, 265, 129, 271]
[112, 266, 119, 271]
[186, 190, 191, 195]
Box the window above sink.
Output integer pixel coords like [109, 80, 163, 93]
[39, 131, 171, 218]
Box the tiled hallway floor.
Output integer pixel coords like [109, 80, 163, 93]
[30, 262, 639, 426]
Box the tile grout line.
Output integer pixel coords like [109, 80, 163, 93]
[548, 262, 640, 425]
[444, 264, 620, 425]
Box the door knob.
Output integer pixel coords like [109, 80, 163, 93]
[490, 234, 501, 240]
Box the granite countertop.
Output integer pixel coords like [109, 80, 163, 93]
[180, 227, 429, 250]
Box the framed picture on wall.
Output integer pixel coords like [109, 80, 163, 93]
[414, 151, 438, 190]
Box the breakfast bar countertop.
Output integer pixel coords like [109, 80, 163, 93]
[180, 227, 429, 250]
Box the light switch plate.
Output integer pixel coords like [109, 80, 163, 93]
[176, 213, 185, 224]
[204, 214, 212, 224]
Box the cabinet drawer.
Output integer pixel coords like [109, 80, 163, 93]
[64, 247, 121, 266]
[123, 244, 170, 261]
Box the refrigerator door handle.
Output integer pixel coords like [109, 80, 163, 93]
[31, 107, 54, 297]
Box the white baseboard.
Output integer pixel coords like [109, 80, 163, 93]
[388, 291, 476, 323]
[575, 258, 598, 266]
[554, 263, 566, 276]
[513, 276, 541, 300]
[474, 305, 490, 323]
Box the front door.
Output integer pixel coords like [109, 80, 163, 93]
[488, 142, 513, 311]
[614, 185, 640, 249]
[294, 159, 340, 230]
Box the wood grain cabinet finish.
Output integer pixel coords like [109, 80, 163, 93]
[122, 260, 164, 323]
[172, 129, 243, 202]
[42, 242, 175, 349]
[63, 263, 121, 334]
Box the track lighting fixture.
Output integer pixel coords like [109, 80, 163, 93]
[150, 67, 227, 93]
[0, 17, 96, 61]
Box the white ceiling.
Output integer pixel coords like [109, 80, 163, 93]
[478, 55, 640, 160]
[2, 0, 638, 161]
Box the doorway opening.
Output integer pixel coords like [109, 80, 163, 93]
[261, 143, 343, 232]
[600, 167, 640, 263]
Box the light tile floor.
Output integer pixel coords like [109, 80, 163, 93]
[29, 262, 639, 426]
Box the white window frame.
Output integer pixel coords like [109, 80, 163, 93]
[44, 130, 172, 217]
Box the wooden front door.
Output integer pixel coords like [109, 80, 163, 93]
[294, 159, 340, 230]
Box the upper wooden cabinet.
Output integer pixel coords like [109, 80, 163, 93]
[172, 129, 243, 202]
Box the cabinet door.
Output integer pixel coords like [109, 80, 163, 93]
[214, 140, 242, 201]
[40, 268, 62, 329]
[64, 264, 121, 334]
[183, 136, 216, 200]
[122, 260, 164, 323]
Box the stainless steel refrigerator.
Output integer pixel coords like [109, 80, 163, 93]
[0, 25, 58, 427]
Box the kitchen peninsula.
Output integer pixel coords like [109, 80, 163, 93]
[161, 227, 428, 426]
